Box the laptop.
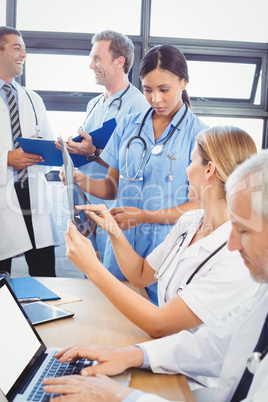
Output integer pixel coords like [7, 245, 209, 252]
[0, 278, 131, 401]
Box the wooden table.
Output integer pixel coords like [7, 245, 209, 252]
[37, 277, 195, 401]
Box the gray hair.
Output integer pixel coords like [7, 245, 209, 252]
[226, 150, 268, 220]
[92, 30, 134, 74]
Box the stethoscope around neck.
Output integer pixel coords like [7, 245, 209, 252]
[80, 84, 130, 130]
[19, 85, 41, 137]
[154, 231, 227, 292]
[120, 102, 189, 182]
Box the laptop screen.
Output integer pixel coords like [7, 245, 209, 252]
[0, 280, 45, 397]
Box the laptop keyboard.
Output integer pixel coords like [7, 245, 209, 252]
[27, 356, 93, 401]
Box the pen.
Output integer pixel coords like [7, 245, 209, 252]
[19, 297, 41, 303]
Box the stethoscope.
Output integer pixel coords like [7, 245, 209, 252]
[2, 84, 41, 138]
[80, 84, 130, 130]
[120, 102, 188, 182]
[154, 230, 227, 293]
[247, 346, 268, 374]
[154, 232, 188, 280]
[21, 86, 42, 137]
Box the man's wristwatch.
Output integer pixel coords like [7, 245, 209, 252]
[86, 147, 101, 161]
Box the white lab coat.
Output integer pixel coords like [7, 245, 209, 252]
[0, 84, 60, 260]
[135, 284, 268, 402]
[147, 210, 259, 328]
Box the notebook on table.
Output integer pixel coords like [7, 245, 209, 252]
[0, 278, 131, 401]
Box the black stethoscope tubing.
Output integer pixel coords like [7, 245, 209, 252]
[20, 86, 41, 137]
[176, 240, 227, 292]
[82, 84, 130, 127]
[126, 101, 188, 151]
[121, 102, 189, 181]
[154, 230, 227, 290]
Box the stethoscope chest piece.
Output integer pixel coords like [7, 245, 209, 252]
[151, 144, 164, 155]
[121, 102, 188, 182]
[176, 285, 186, 293]
[247, 344, 268, 374]
[247, 352, 263, 374]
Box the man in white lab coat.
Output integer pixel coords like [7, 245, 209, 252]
[43, 150, 268, 401]
[0, 26, 59, 276]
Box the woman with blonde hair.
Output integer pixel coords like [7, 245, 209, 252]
[65, 126, 259, 338]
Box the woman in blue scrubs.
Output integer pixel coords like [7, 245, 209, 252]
[72, 45, 208, 302]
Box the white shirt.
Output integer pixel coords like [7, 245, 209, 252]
[147, 210, 259, 328]
[134, 284, 268, 402]
[0, 82, 60, 259]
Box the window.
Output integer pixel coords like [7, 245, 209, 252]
[47, 111, 85, 141]
[3, 0, 267, 148]
[200, 116, 263, 151]
[17, 0, 142, 35]
[0, 0, 6, 25]
[187, 59, 261, 103]
[150, 0, 268, 43]
[25, 53, 99, 93]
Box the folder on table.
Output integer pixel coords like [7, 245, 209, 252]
[17, 137, 88, 167]
[10, 277, 60, 301]
[73, 117, 117, 149]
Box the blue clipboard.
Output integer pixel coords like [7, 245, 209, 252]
[10, 277, 60, 301]
[17, 137, 88, 167]
[73, 118, 117, 149]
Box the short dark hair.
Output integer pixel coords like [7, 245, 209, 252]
[92, 30, 134, 74]
[0, 26, 22, 50]
[139, 45, 191, 106]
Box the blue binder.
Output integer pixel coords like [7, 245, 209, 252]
[73, 117, 117, 148]
[17, 137, 88, 167]
[11, 277, 60, 301]
[17, 118, 116, 167]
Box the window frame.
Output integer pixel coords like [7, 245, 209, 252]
[5, 0, 268, 148]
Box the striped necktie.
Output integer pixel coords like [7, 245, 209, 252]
[3, 83, 28, 186]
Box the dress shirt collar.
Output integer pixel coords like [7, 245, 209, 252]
[0, 78, 17, 90]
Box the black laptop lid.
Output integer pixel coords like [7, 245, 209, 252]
[0, 278, 46, 400]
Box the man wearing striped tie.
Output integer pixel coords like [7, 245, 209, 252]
[0, 26, 59, 276]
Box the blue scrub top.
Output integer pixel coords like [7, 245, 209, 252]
[101, 104, 208, 302]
